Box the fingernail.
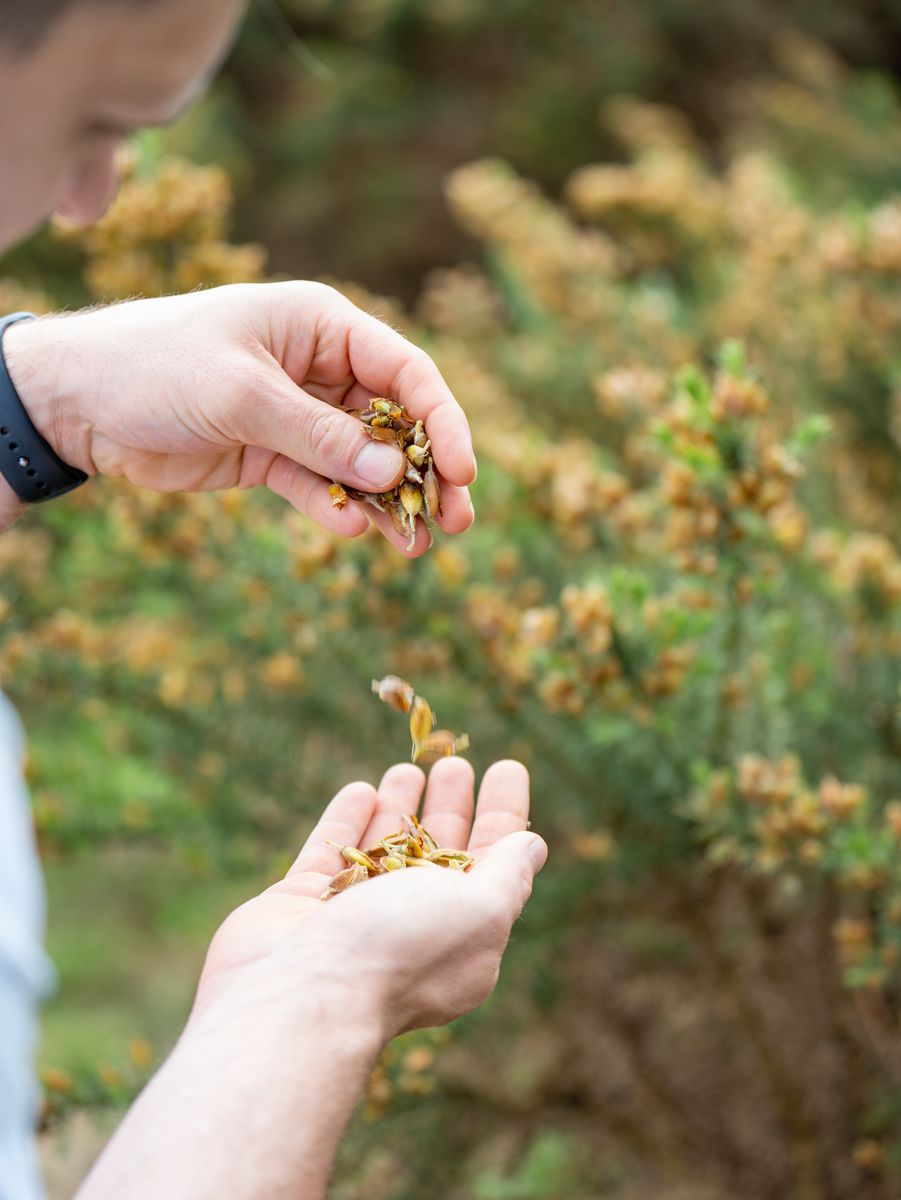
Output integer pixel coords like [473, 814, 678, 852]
[355, 442, 403, 488]
[528, 838, 548, 870]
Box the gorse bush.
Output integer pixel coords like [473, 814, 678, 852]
[2, 35, 900, 1200]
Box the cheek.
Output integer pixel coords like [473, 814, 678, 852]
[0, 159, 64, 253]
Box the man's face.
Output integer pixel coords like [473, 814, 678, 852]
[0, 0, 245, 254]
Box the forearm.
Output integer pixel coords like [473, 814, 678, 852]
[75, 988, 384, 1200]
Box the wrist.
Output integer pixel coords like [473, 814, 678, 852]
[2, 316, 95, 479]
[0, 474, 24, 529]
[188, 951, 390, 1056]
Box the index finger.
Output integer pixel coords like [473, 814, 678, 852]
[345, 309, 476, 488]
[286, 781, 379, 878]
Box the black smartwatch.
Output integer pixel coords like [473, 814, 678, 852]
[0, 312, 88, 504]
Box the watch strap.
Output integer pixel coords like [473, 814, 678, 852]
[0, 312, 88, 503]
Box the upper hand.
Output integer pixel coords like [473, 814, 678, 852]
[190, 759, 547, 1040]
[2, 282, 476, 555]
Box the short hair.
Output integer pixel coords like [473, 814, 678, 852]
[0, 1, 153, 52]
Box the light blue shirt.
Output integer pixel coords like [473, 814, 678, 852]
[0, 693, 52, 1200]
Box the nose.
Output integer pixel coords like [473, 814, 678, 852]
[54, 141, 123, 227]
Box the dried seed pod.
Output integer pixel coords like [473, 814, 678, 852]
[412, 731, 471, 766]
[389, 500, 408, 538]
[328, 842, 380, 873]
[371, 398, 407, 421]
[399, 482, 424, 517]
[406, 835, 426, 858]
[366, 424, 405, 446]
[345, 486, 390, 513]
[359, 492, 388, 512]
[330, 400, 441, 549]
[371, 676, 415, 713]
[320, 862, 369, 901]
[423, 462, 442, 522]
[321, 809, 475, 900]
[329, 483, 349, 509]
[428, 849, 474, 869]
[409, 695, 435, 745]
[404, 813, 438, 853]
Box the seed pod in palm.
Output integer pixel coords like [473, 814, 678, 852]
[319, 862, 369, 900]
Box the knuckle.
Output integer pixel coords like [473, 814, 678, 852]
[299, 280, 346, 312]
[302, 405, 350, 465]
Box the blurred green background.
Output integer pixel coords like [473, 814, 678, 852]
[2, 2, 901, 1198]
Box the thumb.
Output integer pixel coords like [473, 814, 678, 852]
[229, 367, 406, 493]
[471, 831, 549, 920]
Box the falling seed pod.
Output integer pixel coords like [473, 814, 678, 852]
[409, 695, 435, 745]
[412, 730, 471, 766]
[371, 676, 416, 713]
[374, 679, 471, 769]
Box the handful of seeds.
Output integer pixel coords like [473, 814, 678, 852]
[371, 674, 470, 766]
[329, 399, 442, 551]
[319, 678, 473, 902]
[320, 813, 474, 901]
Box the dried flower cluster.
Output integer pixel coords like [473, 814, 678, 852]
[320, 813, 474, 901]
[54, 158, 267, 298]
[371, 675, 470, 765]
[691, 752, 901, 987]
[329, 399, 442, 550]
